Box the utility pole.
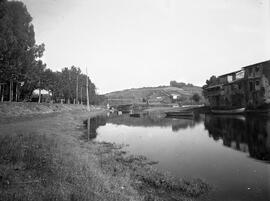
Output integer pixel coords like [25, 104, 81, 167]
[86, 67, 90, 111]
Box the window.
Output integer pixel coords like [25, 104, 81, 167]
[255, 66, 259, 72]
[238, 83, 242, 90]
[256, 80, 260, 86]
[262, 87, 265, 94]
[249, 82, 254, 91]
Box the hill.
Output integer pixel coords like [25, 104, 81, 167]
[105, 85, 203, 106]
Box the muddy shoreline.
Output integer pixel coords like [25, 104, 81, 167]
[0, 103, 210, 201]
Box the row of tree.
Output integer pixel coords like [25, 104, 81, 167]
[170, 81, 194, 88]
[0, 0, 105, 104]
[38, 66, 106, 104]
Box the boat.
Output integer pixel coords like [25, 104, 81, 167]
[129, 113, 141, 118]
[165, 111, 194, 117]
[211, 107, 246, 114]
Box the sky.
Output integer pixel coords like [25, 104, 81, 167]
[20, 0, 270, 94]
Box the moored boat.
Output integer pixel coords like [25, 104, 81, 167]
[130, 113, 141, 118]
[165, 111, 194, 117]
[211, 107, 246, 114]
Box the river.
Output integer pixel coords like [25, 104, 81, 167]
[84, 112, 270, 201]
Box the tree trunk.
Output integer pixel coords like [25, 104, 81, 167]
[81, 86, 83, 105]
[38, 88, 41, 103]
[1, 84, 4, 102]
[9, 80, 13, 102]
[15, 83, 18, 102]
[87, 117, 90, 141]
[51, 92, 54, 103]
[38, 79, 41, 103]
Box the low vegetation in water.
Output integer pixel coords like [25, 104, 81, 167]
[94, 142, 211, 201]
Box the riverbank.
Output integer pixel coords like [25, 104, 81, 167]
[0, 103, 210, 201]
[0, 102, 97, 117]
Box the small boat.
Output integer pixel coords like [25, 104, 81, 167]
[211, 107, 246, 114]
[130, 113, 141, 118]
[165, 111, 194, 117]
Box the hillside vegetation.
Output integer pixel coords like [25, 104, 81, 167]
[105, 84, 203, 105]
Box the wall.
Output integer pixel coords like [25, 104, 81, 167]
[262, 65, 270, 104]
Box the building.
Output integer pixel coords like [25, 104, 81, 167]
[203, 60, 270, 110]
[32, 89, 52, 102]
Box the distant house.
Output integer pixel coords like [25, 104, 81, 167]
[203, 60, 270, 109]
[32, 89, 52, 102]
[171, 94, 179, 100]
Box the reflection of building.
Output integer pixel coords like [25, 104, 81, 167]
[204, 115, 270, 162]
[203, 60, 270, 109]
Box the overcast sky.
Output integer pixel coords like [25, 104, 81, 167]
[21, 0, 270, 94]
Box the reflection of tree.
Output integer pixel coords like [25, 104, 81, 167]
[204, 114, 270, 162]
[107, 114, 174, 128]
[83, 116, 107, 139]
[170, 114, 203, 132]
[171, 119, 195, 132]
[107, 114, 202, 132]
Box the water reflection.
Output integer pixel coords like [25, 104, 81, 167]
[83, 115, 107, 140]
[83, 113, 270, 201]
[205, 114, 270, 163]
[84, 113, 270, 163]
[84, 113, 203, 137]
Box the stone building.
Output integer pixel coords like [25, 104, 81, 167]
[203, 60, 270, 109]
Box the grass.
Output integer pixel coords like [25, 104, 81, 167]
[0, 132, 61, 201]
[0, 110, 142, 201]
[0, 131, 139, 201]
[0, 102, 90, 118]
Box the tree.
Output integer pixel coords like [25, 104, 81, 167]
[170, 81, 193, 88]
[206, 76, 218, 86]
[0, 1, 45, 101]
[191, 93, 201, 103]
[0, 1, 104, 104]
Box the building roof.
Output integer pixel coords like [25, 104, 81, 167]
[216, 60, 269, 78]
[218, 70, 242, 78]
[241, 60, 270, 69]
[204, 84, 223, 90]
[33, 89, 51, 95]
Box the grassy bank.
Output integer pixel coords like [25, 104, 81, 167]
[0, 102, 98, 118]
[0, 104, 210, 201]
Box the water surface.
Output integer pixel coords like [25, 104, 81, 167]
[84, 113, 270, 201]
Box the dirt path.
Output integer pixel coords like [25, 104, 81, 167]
[0, 109, 210, 201]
